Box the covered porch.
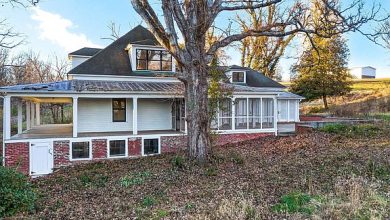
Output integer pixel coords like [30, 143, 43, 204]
[3, 94, 186, 141]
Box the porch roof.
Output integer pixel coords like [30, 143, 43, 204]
[0, 80, 289, 96]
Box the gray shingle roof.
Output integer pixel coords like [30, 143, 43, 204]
[277, 91, 305, 99]
[225, 65, 285, 88]
[68, 47, 102, 57]
[68, 25, 161, 76]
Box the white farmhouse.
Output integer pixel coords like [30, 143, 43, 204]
[1, 26, 303, 176]
[350, 66, 376, 79]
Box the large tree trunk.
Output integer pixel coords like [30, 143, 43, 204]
[183, 63, 211, 163]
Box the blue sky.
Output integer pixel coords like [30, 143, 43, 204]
[1, 0, 389, 80]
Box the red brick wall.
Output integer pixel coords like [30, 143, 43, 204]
[92, 139, 107, 159]
[128, 138, 141, 156]
[161, 135, 187, 153]
[53, 141, 71, 168]
[5, 142, 29, 175]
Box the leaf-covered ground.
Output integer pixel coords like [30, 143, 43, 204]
[20, 127, 390, 219]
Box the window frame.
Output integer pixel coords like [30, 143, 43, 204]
[112, 98, 127, 122]
[231, 71, 246, 83]
[70, 139, 92, 161]
[135, 49, 173, 71]
[107, 138, 128, 158]
[142, 137, 161, 156]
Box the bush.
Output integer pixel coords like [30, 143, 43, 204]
[171, 155, 186, 169]
[319, 123, 381, 136]
[0, 167, 36, 217]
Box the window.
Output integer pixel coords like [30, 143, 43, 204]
[109, 140, 127, 157]
[112, 99, 126, 122]
[235, 98, 247, 129]
[262, 98, 274, 128]
[136, 49, 172, 71]
[218, 99, 232, 130]
[249, 98, 262, 129]
[71, 141, 90, 160]
[143, 138, 159, 155]
[278, 100, 288, 122]
[232, 71, 245, 83]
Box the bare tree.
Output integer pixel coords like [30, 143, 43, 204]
[130, 0, 386, 162]
[0, 0, 38, 7]
[0, 19, 24, 49]
[102, 21, 122, 41]
[237, 4, 295, 79]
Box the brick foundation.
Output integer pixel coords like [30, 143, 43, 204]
[5, 142, 29, 175]
[128, 137, 142, 156]
[92, 139, 107, 159]
[4, 132, 274, 175]
[54, 140, 71, 168]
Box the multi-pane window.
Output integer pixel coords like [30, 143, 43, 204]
[136, 49, 172, 71]
[71, 141, 90, 160]
[112, 99, 126, 122]
[143, 138, 159, 155]
[211, 97, 275, 131]
[232, 71, 245, 83]
[109, 140, 126, 157]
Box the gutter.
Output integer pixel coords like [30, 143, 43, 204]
[0, 94, 5, 166]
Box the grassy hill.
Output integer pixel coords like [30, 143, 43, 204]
[282, 79, 390, 117]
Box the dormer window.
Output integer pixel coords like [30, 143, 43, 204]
[136, 49, 172, 71]
[232, 71, 246, 83]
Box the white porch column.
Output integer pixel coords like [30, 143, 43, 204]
[232, 97, 236, 130]
[30, 103, 35, 127]
[72, 97, 78, 138]
[132, 97, 138, 135]
[17, 101, 23, 134]
[26, 102, 31, 130]
[3, 96, 11, 140]
[35, 103, 40, 125]
[273, 97, 278, 136]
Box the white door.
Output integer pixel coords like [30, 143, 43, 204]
[30, 142, 53, 175]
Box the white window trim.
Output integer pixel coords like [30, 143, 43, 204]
[70, 139, 92, 161]
[129, 45, 176, 72]
[141, 136, 161, 156]
[106, 138, 128, 158]
[230, 71, 246, 83]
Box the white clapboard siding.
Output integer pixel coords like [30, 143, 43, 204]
[78, 98, 133, 133]
[138, 99, 172, 131]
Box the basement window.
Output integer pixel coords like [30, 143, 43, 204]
[108, 140, 127, 158]
[143, 138, 160, 156]
[71, 141, 91, 160]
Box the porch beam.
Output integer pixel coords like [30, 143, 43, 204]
[17, 101, 23, 134]
[35, 103, 40, 126]
[26, 102, 31, 130]
[133, 97, 138, 135]
[3, 96, 11, 140]
[72, 97, 78, 138]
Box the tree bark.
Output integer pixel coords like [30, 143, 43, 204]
[183, 63, 210, 163]
[322, 95, 328, 109]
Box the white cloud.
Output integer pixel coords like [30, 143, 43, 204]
[31, 7, 101, 52]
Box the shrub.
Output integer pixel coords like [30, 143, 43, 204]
[79, 173, 108, 188]
[319, 123, 382, 136]
[142, 196, 156, 207]
[0, 167, 36, 217]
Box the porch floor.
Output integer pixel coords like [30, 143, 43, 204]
[10, 124, 184, 140]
